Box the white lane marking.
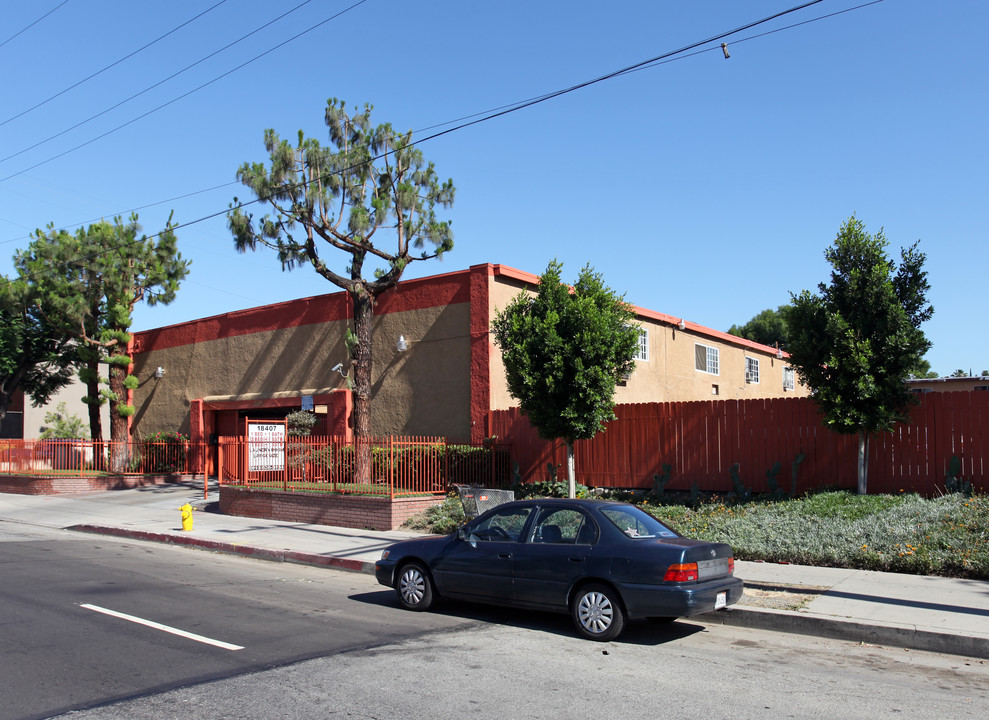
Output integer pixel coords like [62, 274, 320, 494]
[79, 604, 244, 651]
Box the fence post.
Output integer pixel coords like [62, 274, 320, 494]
[389, 436, 395, 500]
[283, 437, 289, 492]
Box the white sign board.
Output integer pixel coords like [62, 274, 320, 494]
[247, 422, 286, 472]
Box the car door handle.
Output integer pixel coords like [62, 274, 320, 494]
[498, 553, 513, 559]
[568, 557, 584, 563]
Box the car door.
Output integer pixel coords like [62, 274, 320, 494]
[430, 505, 534, 603]
[512, 506, 599, 610]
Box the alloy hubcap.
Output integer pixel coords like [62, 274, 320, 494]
[578, 591, 613, 633]
[400, 569, 424, 605]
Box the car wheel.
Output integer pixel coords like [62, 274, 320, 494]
[572, 583, 625, 641]
[397, 561, 435, 611]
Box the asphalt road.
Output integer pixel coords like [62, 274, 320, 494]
[0, 523, 476, 720]
[3, 522, 988, 720]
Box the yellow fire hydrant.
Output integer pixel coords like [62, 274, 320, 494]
[180, 502, 194, 532]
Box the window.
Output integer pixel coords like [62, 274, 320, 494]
[745, 357, 759, 384]
[529, 508, 598, 545]
[599, 505, 678, 539]
[635, 328, 649, 361]
[469, 505, 533, 542]
[695, 343, 719, 375]
[783, 366, 795, 391]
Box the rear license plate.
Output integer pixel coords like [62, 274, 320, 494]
[715, 591, 727, 610]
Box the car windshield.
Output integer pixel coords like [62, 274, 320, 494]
[599, 505, 679, 539]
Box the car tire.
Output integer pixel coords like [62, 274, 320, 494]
[572, 583, 625, 641]
[397, 561, 435, 612]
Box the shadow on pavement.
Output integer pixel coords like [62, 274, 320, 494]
[348, 590, 707, 645]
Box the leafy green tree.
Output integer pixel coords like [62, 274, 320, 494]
[728, 305, 791, 350]
[39, 402, 87, 439]
[907, 357, 939, 379]
[949, 369, 970, 378]
[228, 99, 454, 479]
[492, 261, 638, 498]
[784, 216, 933, 494]
[15, 215, 188, 469]
[0, 278, 76, 426]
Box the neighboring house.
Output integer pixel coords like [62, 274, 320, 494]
[907, 376, 989, 394]
[128, 264, 808, 448]
[3, 375, 110, 440]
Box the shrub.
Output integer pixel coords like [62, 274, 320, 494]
[39, 402, 86, 440]
[402, 496, 466, 534]
[142, 431, 188, 473]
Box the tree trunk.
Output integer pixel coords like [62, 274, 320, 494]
[84, 358, 103, 442]
[566, 441, 576, 499]
[107, 348, 130, 473]
[350, 288, 375, 483]
[857, 430, 869, 495]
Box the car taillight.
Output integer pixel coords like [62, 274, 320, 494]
[663, 563, 699, 582]
[728, 558, 735, 575]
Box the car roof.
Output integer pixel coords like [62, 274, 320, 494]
[495, 498, 632, 510]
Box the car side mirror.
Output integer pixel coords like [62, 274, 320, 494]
[457, 526, 479, 547]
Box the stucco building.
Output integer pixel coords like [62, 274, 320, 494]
[129, 264, 807, 447]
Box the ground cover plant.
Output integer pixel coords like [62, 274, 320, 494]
[403, 490, 989, 580]
[644, 491, 988, 580]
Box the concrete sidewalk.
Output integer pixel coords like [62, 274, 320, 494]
[2, 482, 987, 658]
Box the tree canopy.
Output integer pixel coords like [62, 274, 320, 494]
[15, 214, 188, 460]
[784, 216, 933, 494]
[727, 305, 791, 350]
[227, 99, 455, 466]
[0, 277, 76, 427]
[492, 261, 639, 497]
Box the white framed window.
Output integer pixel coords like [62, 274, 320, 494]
[745, 357, 760, 384]
[694, 343, 719, 375]
[635, 328, 649, 361]
[783, 366, 795, 391]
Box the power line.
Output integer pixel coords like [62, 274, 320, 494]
[0, 0, 73, 50]
[0, 0, 371, 185]
[0, 1, 229, 128]
[0, 0, 320, 164]
[8, 0, 882, 279]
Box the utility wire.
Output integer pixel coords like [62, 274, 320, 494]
[8, 0, 881, 275]
[0, 0, 371, 185]
[0, 0, 229, 128]
[0, 0, 73, 50]
[0, 0, 320, 164]
[415, 0, 882, 134]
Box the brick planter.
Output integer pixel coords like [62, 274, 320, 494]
[219, 485, 446, 531]
[0, 474, 198, 495]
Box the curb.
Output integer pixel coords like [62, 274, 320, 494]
[67, 525, 376, 575]
[700, 605, 989, 660]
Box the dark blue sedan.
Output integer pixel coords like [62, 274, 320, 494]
[375, 498, 743, 641]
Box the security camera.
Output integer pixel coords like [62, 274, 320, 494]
[331, 363, 343, 372]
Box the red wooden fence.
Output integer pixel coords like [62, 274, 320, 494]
[489, 391, 988, 495]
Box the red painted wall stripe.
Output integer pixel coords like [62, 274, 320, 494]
[133, 269, 472, 353]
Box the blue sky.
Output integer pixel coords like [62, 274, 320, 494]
[1, 0, 985, 376]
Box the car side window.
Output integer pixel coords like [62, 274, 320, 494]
[530, 508, 598, 545]
[470, 506, 533, 543]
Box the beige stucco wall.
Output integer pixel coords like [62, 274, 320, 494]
[23, 371, 111, 439]
[485, 270, 808, 410]
[612, 319, 807, 402]
[131, 302, 473, 441]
